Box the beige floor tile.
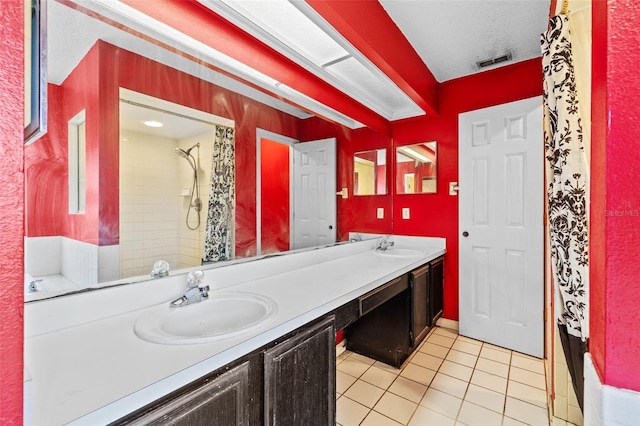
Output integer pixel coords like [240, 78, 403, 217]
[361, 410, 404, 426]
[507, 380, 547, 408]
[409, 406, 456, 426]
[457, 401, 503, 426]
[434, 327, 460, 340]
[482, 342, 511, 353]
[502, 415, 529, 425]
[504, 396, 549, 426]
[411, 351, 445, 371]
[509, 366, 546, 390]
[452, 340, 482, 356]
[551, 417, 568, 426]
[420, 341, 450, 358]
[344, 379, 385, 409]
[400, 362, 437, 387]
[456, 335, 484, 346]
[446, 349, 479, 368]
[439, 360, 474, 382]
[361, 365, 398, 390]
[428, 333, 456, 348]
[480, 346, 512, 364]
[337, 370, 358, 394]
[373, 392, 418, 425]
[338, 357, 372, 378]
[336, 396, 370, 426]
[349, 352, 377, 365]
[476, 357, 510, 378]
[470, 370, 508, 394]
[511, 353, 545, 375]
[464, 383, 506, 414]
[388, 375, 428, 404]
[373, 360, 403, 374]
[420, 387, 463, 419]
[430, 372, 469, 399]
[554, 395, 568, 419]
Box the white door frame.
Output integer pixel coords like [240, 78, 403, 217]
[255, 128, 298, 255]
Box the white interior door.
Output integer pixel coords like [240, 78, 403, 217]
[459, 96, 544, 357]
[293, 138, 337, 249]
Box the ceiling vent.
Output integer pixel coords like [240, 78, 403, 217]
[476, 52, 513, 69]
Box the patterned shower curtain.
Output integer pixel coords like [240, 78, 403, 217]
[203, 125, 235, 262]
[541, 14, 589, 410]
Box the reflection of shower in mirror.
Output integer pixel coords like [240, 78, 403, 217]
[175, 143, 202, 230]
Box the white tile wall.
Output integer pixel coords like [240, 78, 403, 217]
[61, 237, 98, 286]
[584, 353, 640, 426]
[24, 236, 61, 276]
[120, 129, 215, 279]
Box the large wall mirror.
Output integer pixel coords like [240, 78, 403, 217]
[396, 142, 437, 194]
[23, 0, 349, 301]
[354, 149, 387, 196]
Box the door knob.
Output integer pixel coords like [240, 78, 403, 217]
[328, 225, 334, 230]
[462, 231, 469, 237]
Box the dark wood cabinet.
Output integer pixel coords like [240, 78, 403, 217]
[264, 316, 336, 426]
[429, 257, 444, 326]
[410, 263, 430, 348]
[124, 362, 251, 425]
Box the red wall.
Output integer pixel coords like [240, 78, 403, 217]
[26, 41, 302, 256]
[590, 0, 640, 393]
[0, 1, 24, 422]
[260, 138, 290, 254]
[392, 58, 543, 321]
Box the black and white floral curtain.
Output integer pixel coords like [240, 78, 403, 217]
[203, 125, 235, 262]
[541, 14, 589, 410]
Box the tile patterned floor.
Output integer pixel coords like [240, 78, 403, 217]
[336, 327, 570, 426]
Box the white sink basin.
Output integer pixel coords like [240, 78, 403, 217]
[374, 248, 424, 257]
[134, 292, 278, 345]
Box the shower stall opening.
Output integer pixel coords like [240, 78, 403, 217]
[118, 91, 229, 280]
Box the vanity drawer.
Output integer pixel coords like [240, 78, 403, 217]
[359, 274, 409, 316]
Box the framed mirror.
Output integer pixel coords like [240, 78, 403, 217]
[354, 149, 387, 196]
[396, 142, 437, 194]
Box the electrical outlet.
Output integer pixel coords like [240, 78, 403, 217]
[402, 208, 410, 219]
[377, 208, 384, 219]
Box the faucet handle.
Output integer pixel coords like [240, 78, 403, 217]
[186, 270, 205, 288]
[151, 260, 170, 278]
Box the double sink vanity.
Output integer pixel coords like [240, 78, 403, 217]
[24, 236, 445, 425]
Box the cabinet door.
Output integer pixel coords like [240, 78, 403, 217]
[410, 264, 430, 348]
[126, 362, 250, 425]
[264, 316, 336, 426]
[429, 257, 444, 325]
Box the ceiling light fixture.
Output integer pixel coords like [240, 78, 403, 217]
[399, 147, 431, 163]
[143, 120, 164, 128]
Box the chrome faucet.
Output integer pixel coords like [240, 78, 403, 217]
[150, 260, 170, 278]
[375, 236, 395, 251]
[170, 270, 210, 308]
[27, 279, 43, 293]
[350, 233, 363, 242]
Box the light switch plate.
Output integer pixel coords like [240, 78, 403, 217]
[377, 208, 384, 219]
[402, 208, 410, 219]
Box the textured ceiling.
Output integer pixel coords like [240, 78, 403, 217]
[379, 0, 551, 82]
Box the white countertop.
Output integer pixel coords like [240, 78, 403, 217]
[24, 236, 445, 425]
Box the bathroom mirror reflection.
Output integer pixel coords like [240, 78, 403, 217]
[23, 0, 352, 301]
[353, 149, 387, 196]
[396, 142, 437, 194]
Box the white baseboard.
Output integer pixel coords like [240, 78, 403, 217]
[336, 340, 346, 357]
[436, 318, 459, 331]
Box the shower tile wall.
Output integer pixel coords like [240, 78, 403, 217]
[120, 130, 181, 278]
[176, 133, 214, 270]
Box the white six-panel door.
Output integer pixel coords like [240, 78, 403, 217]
[458, 97, 544, 357]
[293, 138, 337, 249]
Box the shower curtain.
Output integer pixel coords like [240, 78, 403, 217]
[541, 14, 589, 411]
[203, 125, 235, 262]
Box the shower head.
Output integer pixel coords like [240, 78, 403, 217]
[174, 147, 189, 159]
